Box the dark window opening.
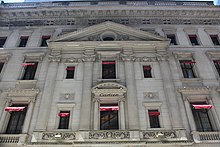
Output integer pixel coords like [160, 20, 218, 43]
[180, 60, 196, 78]
[191, 102, 213, 132]
[100, 104, 119, 130]
[103, 37, 115, 41]
[0, 37, 7, 48]
[6, 105, 27, 134]
[58, 111, 70, 129]
[143, 65, 152, 78]
[66, 66, 75, 79]
[213, 60, 220, 76]
[189, 35, 199, 46]
[102, 61, 116, 79]
[0, 62, 4, 74]
[148, 110, 160, 128]
[167, 34, 177, 45]
[18, 36, 28, 47]
[40, 36, 50, 47]
[210, 35, 220, 46]
[21, 62, 38, 80]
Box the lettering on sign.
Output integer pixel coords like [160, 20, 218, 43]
[99, 93, 119, 97]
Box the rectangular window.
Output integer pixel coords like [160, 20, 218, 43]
[0, 62, 4, 74]
[21, 62, 38, 80]
[18, 36, 28, 47]
[40, 36, 50, 47]
[167, 34, 177, 45]
[148, 110, 160, 128]
[0, 37, 7, 48]
[210, 35, 220, 46]
[180, 60, 196, 78]
[58, 111, 70, 129]
[100, 104, 119, 130]
[213, 60, 220, 76]
[5, 105, 27, 134]
[102, 61, 116, 79]
[143, 65, 152, 78]
[191, 103, 213, 132]
[189, 35, 199, 46]
[66, 66, 75, 79]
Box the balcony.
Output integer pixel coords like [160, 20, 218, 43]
[192, 131, 220, 143]
[0, 134, 27, 144]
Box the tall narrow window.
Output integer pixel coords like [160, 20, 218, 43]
[40, 36, 50, 47]
[148, 110, 161, 128]
[102, 61, 116, 79]
[18, 36, 29, 47]
[100, 104, 119, 130]
[0, 37, 7, 48]
[189, 35, 199, 46]
[5, 105, 27, 134]
[167, 34, 177, 45]
[210, 35, 220, 46]
[66, 66, 75, 79]
[0, 62, 4, 74]
[143, 65, 152, 78]
[21, 62, 38, 80]
[180, 60, 196, 78]
[213, 60, 220, 76]
[191, 103, 214, 132]
[58, 111, 70, 129]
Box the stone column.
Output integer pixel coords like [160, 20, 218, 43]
[22, 100, 34, 134]
[184, 98, 196, 131]
[35, 52, 60, 131]
[157, 55, 183, 129]
[121, 53, 139, 130]
[210, 89, 220, 130]
[93, 98, 100, 130]
[119, 98, 126, 130]
[0, 100, 11, 133]
[176, 28, 190, 46]
[198, 28, 213, 46]
[79, 53, 96, 130]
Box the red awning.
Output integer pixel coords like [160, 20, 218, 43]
[181, 61, 196, 64]
[5, 107, 25, 112]
[100, 106, 119, 111]
[192, 104, 213, 109]
[143, 66, 152, 70]
[102, 61, 115, 65]
[22, 63, 35, 66]
[66, 67, 75, 70]
[149, 111, 160, 116]
[42, 36, 50, 39]
[58, 113, 70, 117]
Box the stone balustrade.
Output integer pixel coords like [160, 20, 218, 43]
[192, 131, 220, 143]
[0, 134, 27, 144]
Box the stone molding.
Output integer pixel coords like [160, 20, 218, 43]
[82, 54, 96, 62]
[135, 56, 157, 62]
[63, 57, 82, 63]
[173, 51, 195, 60]
[142, 130, 176, 139]
[121, 53, 135, 62]
[23, 52, 45, 61]
[42, 132, 76, 140]
[206, 51, 220, 60]
[89, 130, 130, 139]
[178, 86, 211, 95]
[0, 52, 12, 62]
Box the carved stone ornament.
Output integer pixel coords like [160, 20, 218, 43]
[89, 131, 130, 139]
[206, 51, 220, 60]
[42, 132, 76, 140]
[142, 130, 176, 139]
[82, 54, 96, 62]
[0, 52, 12, 62]
[60, 93, 75, 100]
[156, 53, 169, 61]
[144, 92, 159, 99]
[48, 55, 61, 62]
[135, 56, 157, 62]
[64, 57, 82, 63]
[23, 52, 45, 61]
[173, 51, 194, 60]
[121, 53, 135, 62]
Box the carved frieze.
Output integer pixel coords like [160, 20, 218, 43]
[48, 55, 61, 62]
[89, 131, 130, 139]
[0, 52, 12, 62]
[60, 93, 75, 100]
[144, 92, 159, 100]
[23, 52, 45, 61]
[82, 54, 96, 62]
[42, 132, 76, 140]
[64, 57, 82, 63]
[142, 130, 176, 139]
[121, 53, 135, 62]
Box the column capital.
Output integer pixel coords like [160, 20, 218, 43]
[121, 53, 135, 62]
[82, 54, 96, 62]
[48, 55, 61, 62]
[93, 98, 100, 103]
[156, 54, 169, 62]
[118, 98, 126, 102]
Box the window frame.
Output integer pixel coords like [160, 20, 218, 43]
[188, 34, 200, 46]
[148, 109, 161, 128]
[143, 65, 153, 78]
[40, 35, 50, 47]
[64, 64, 77, 80]
[65, 66, 75, 79]
[101, 60, 117, 79]
[58, 111, 70, 129]
[0, 37, 7, 48]
[167, 34, 177, 45]
[179, 60, 197, 78]
[210, 35, 220, 46]
[20, 61, 38, 80]
[18, 36, 29, 47]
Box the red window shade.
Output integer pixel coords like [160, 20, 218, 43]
[217, 61, 220, 64]
[20, 36, 28, 39]
[192, 104, 213, 109]
[149, 111, 160, 116]
[5, 107, 25, 112]
[66, 67, 75, 70]
[181, 61, 196, 64]
[102, 61, 115, 65]
[42, 36, 50, 39]
[58, 113, 70, 117]
[22, 63, 36, 66]
[143, 66, 152, 70]
[100, 106, 119, 111]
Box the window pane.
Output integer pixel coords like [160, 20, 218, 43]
[66, 66, 75, 79]
[0, 37, 7, 47]
[18, 36, 28, 47]
[167, 34, 177, 45]
[143, 65, 152, 78]
[58, 111, 70, 129]
[0, 62, 4, 73]
[22, 62, 38, 80]
[180, 60, 196, 78]
[40, 36, 50, 47]
[148, 110, 160, 128]
[210, 35, 220, 45]
[213, 60, 220, 76]
[102, 61, 116, 79]
[189, 35, 199, 46]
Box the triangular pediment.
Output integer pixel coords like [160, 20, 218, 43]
[51, 21, 168, 42]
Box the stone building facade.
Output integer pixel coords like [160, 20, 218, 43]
[0, 0, 220, 147]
